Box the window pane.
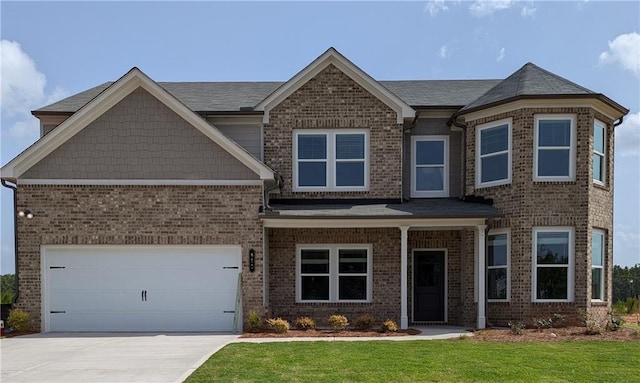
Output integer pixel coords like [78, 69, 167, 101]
[480, 125, 508, 155]
[488, 268, 507, 300]
[481, 153, 508, 182]
[593, 154, 603, 182]
[298, 135, 326, 159]
[300, 250, 329, 273]
[336, 162, 364, 187]
[299, 162, 326, 187]
[592, 268, 603, 300]
[416, 167, 444, 191]
[416, 140, 444, 165]
[539, 120, 571, 147]
[592, 232, 604, 266]
[301, 276, 329, 300]
[594, 123, 605, 153]
[536, 267, 568, 299]
[336, 134, 365, 159]
[339, 249, 367, 273]
[536, 232, 569, 264]
[538, 149, 570, 177]
[488, 233, 508, 266]
[339, 276, 367, 300]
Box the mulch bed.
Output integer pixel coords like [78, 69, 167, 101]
[241, 328, 422, 338]
[468, 325, 639, 342]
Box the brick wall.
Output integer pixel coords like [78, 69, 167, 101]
[264, 64, 403, 199]
[464, 107, 614, 326]
[16, 185, 265, 331]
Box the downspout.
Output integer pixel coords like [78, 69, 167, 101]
[1, 179, 19, 303]
[447, 115, 468, 198]
[263, 174, 283, 211]
[613, 116, 624, 127]
[484, 219, 492, 327]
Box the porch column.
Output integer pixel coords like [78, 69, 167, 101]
[400, 226, 409, 330]
[477, 224, 487, 329]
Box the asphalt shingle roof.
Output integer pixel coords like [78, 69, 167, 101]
[35, 79, 501, 114]
[265, 198, 501, 219]
[459, 63, 596, 113]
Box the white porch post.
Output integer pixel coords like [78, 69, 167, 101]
[400, 226, 409, 330]
[477, 224, 487, 329]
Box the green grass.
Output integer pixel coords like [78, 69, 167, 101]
[185, 340, 640, 383]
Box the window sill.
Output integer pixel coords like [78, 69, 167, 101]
[593, 182, 609, 192]
[590, 300, 608, 306]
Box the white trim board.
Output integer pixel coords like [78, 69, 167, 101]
[18, 179, 263, 186]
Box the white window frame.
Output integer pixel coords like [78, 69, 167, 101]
[293, 129, 369, 192]
[591, 229, 606, 301]
[296, 244, 372, 303]
[411, 135, 449, 198]
[475, 118, 512, 188]
[532, 227, 575, 302]
[534, 114, 576, 182]
[593, 120, 606, 185]
[487, 229, 510, 302]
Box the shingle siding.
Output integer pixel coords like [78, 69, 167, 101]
[23, 88, 258, 180]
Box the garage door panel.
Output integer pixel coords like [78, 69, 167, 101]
[44, 246, 241, 332]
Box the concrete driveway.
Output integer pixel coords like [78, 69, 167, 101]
[0, 333, 238, 383]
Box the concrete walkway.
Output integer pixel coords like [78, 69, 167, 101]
[234, 326, 472, 343]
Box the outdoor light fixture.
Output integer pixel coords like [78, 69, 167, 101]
[249, 249, 256, 272]
[18, 210, 33, 219]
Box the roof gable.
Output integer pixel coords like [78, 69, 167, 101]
[2, 68, 275, 180]
[254, 47, 415, 124]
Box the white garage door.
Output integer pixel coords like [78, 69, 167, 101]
[42, 246, 242, 332]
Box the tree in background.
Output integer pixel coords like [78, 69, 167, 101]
[613, 264, 640, 314]
[1, 274, 16, 304]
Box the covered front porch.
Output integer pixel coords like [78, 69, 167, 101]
[261, 199, 500, 329]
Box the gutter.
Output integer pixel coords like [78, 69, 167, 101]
[1, 179, 19, 303]
[613, 116, 624, 127]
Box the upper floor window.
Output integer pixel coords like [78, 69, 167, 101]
[593, 120, 606, 185]
[476, 118, 511, 188]
[487, 230, 510, 301]
[532, 227, 574, 302]
[534, 115, 576, 181]
[297, 244, 372, 302]
[293, 130, 369, 191]
[411, 136, 449, 198]
[591, 229, 605, 301]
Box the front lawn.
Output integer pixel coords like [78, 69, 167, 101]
[185, 340, 639, 382]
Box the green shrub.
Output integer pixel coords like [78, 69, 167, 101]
[7, 308, 30, 332]
[508, 321, 525, 335]
[246, 310, 262, 333]
[626, 297, 639, 314]
[266, 317, 290, 333]
[294, 316, 316, 331]
[606, 310, 625, 332]
[612, 300, 628, 315]
[327, 314, 349, 331]
[533, 313, 565, 330]
[354, 314, 375, 330]
[381, 319, 398, 333]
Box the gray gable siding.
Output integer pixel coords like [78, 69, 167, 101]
[23, 88, 258, 180]
[210, 121, 262, 161]
[403, 118, 462, 199]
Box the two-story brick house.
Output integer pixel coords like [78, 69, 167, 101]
[1, 48, 628, 332]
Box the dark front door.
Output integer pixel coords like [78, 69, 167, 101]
[413, 250, 445, 322]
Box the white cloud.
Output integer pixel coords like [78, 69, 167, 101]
[521, 5, 536, 17]
[469, 0, 512, 17]
[8, 119, 39, 139]
[0, 40, 68, 117]
[425, 0, 449, 16]
[615, 112, 640, 157]
[496, 47, 505, 62]
[614, 227, 640, 267]
[0, 40, 47, 116]
[598, 32, 640, 77]
[439, 45, 451, 59]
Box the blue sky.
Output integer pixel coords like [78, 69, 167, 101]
[1, 0, 639, 272]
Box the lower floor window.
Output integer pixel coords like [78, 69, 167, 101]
[297, 245, 372, 302]
[487, 230, 509, 301]
[591, 229, 605, 300]
[533, 227, 574, 301]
